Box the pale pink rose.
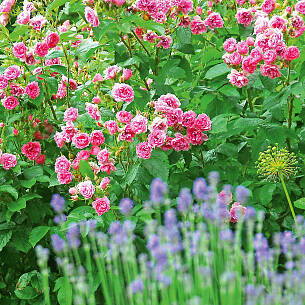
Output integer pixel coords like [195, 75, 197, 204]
[4, 65, 21, 80]
[230, 202, 246, 223]
[54, 131, 65, 148]
[136, 142, 152, 159]
[120, 69, 133, 81]
[17, 11, 30, 25]
[261, 0, 275, 14]
[296, 1, 305, 14]
[2, 96, 19, 110]
[12, 42, 27, 59]
[190, 16, 207, 35]
[23, 1, 35, 12]
[90, 130, 105, 146]
[85, 102, 101, 121]
[116, 110, 133, 123]
[25, 81, 40, 99]
[172, 133, 190, 151]
[92, 196, 110, 216]
[85, 6, 100, 27]
[284, 46, 300, 61]
[29, 14, 47, 31]
[223, 38, 237, 53]
[130, 114, 148, 134]
[58, 20, 70, 32]
[260, 64, 281, 79]
[78, 180, 95, 199]
[112, 83, 134, 103]
[90, 162, 100, 175]
[104, 120, 118, 135]
[157, 94, 181, 109]
[57, 170, 73, 184]
[64, 107, 78, 122]
[35, 42, 49, 57]
[46, 32, 60, 48]
[0, 75, 8, 89]
[235, 9, 254, 27]
[97, 148, 110, 164]
[93, 73, 103, 83]
[72, 133, 90, 149]
[1, 153, 17, 170]
[227, 69, 249, 88]
[99, 177, 110, 189]
[55, 155, 71, 173]
[69, 187, 78, 195]
[104, 65, 122, 80]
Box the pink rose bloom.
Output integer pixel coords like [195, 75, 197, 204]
[25, 52, 36, 65]
[130, 114, 148, 134]
[166, 108, 183, 126]
[237, 41, 249, 55]
[90, 130, 105, 146]
[190, 16, 207, 35]
[25, 81, 40, 99]
[54, 131, 65, 148]
[242, 56, 257, 74]
[78, 180, 95, 199]
[29, 15, 47, 31]
[9, 83, 24, 96]
[64, 107, 78, 122]
[93, 73, 103, 83]
[269, 16, 287, 32]
[92, 96, 101, 104]
[187, 127, 208, 145]
[35, 42, 49, 57]
[246, 37, 255, 46]
[177, 0, 193, 14]
[230, 202, 246, 223]
[296, 1, 305, 14]
[152, 11, 167, 24]
[204, 12, 224, 29]
[116, 110, 133, 124]
[55, 155, 71, 173]
[0, 75, 8, 89]
[119, 124, 136, 142]
[261, 0, 275, 14]
[104, 65, 122, 80]
[143, 31, 158, 43]
[136, 142, 153, 159]
[92, 196, 110, 216]
[260, 64, 281, 79]
[284, 46, 300, 61]
[85, 102, 101, 121]
[36, 154, 45, 165]
[223, 38, 237, 53]
[194, 113, 212, 131]
[23, 1, 35, 12]
[46, 32, 60, 48]
[235, 9, 254, 27]
[196, 6, 203, 14]
[100, 160, 116, 174]
[69, 187, 78, 195]
[157, 94, 181, 108]
[99, 177, 110, 189]
[105, 120, 118, 135]
[17, 11, 30, 25]
[12, 42, 27, 59]
[250, 47, 263, 63]
[76, 150, 90, 160]
[61, 76, 77, 90]
[2, 96, 19, 110]
[85, 6, 100, 27]
[228, 52, 242, 65]
[218, 190, 233, 205]
[157, 36, 173, 49]
[227, 69, 249, 88]
[58, 20, 70, 32]
[172, 133, 190, 151]
[57, 171, 73, 185]
[4, 65, 21, 80]
[236, 0, 246, 5]
[148, 129, 166, 148]
[263, 49, 277, 64]
[97, 148, 110, 164]
[1, 153, 17, 170]
[112, 83, 134, 103]
[149, 117, 167, 131]
[62, 123, 78, 143]
[120, 68, 133, 82]
[72, 133, 90, 149]
[21, 141, 41, 160]
[113, 0, 126, 6]
[181, 111, 197, 128]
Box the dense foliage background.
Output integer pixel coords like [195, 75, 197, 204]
[0, 0, 304, 303]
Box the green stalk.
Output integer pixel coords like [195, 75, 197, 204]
[280, 174, 296, 223]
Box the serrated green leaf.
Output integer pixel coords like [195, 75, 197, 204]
[79, 160, 95, 180]
[0, 185, 18, 200]
[294, 197, 305, 210]
[0, 230, 12, 251]
[143, 150, 169, 182]
[29, 226, 49, 247]
[23, 166, 43, 180]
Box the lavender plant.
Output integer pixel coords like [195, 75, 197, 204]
[37, 173, 305, 305]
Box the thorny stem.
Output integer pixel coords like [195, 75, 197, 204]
[131, 30, 151, 56]
[280, 174, 296, 224]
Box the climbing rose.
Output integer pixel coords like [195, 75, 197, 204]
[21, 141, 41, 160]
[99, 177, 110, 189]
[172, 133, 190, 151]
[230, 202, 247, 223]
[64, 107, 78, 122]
[227, 69, 249, 88]
[36, 154, 46, 165]
[78, 180, 95, 199]
[90, 130, 105, 146]
[136, 142, 152, 159]
[260, 64, 281, 79]
[296, 1, 305, 14]
[104, 120, 118, 135]
[4, 65, 21, 80]
[223, 38, 237, 53]
[25, 81, 40, 99]
[17, 11, 30, 25]
[204, 12, 224, 29]
[190, 16, 207, 35]
[0, 75, 8, 89]
[92, 197, 110, 216]
[112, 83, 134, 103]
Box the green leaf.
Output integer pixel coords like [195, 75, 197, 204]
[54, 277, 72, 305]
[23, 166, 43, 180]
[49, 65, 68, 76]
[124, 162, 141, 187]
[15, 286, 39, 300]
[46, 77, 59, 95]
[79, 160, 95, 180]
[259, 184, 277, 205]
[294, 197, 305, 210]
[219, 85, 240, 98]
[143, 150, 169, 182]
[20, 178, 36, 189]
[0, 231, 12, 251]
[0, 185, 18, 200]
[8, 198, 26, 212]
[205, 63, 230, 79]
[29, 226, 49, 247]
[46, 0, 67, 13]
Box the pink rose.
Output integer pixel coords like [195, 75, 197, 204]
[242, 56, 257, 74]
[235, 9, 254, 27]
[92, 196, 110, 216]
[25, 52, 36, 65]
[166, 108, 183, 126]
[223, 38, 237, 53]
[92, 96, 101, 104]
[54, 131, 65, 148]
[230, 202, 246, 223]
[104, 120, 118, 135]
[12, 42, 27, 59]
[62, 122, 78, 143]
[204, 12, 224, 29]
[237, 41, 249, 55]
[4, 65, 21, 80]
[187, 127, 208, 145]
[2, 96, 19, 110]
[119, 124, 135, 142]
[29, 15, 47, 31]
[99, 177, 110, 189]
[25, 81, 40, 99]
[93, 73, 103, 83]
[157, 36, 173, 49]
[78, 180, 95, 199]
[112, 83, 134, 103]
[46, 32, 60, 48]
[296, 1, 305, 14]
[283, 46, 300, 61]
[103, 65, 121, 80]
[190, 16, 207, 35]
[55, 155, 71, 173]
[35, 42, 49, 57]
[136, 142, 152, 159]
[263, 49, 277, 64]
[121, 69, 132, 81]
[0, 75, 8, 89]
[72, 133, 90, 149]
[182, 111, 197, 128]
[76, 150, 90, 160]
[157, 94, 181, 108]
[227, 69, 249, 88]
[90, 130, 105, 146]
[260, 64, 281, 79]
[116, 110, 133, 123]
[21, 141, 41, 160]
[64, 107, 78, 122]
[261, 0, 275, 14]
[172, 133, 190, 151]
[148, 129, 166, 148]
[177, 0, 193, 14]
[17, 11, 30, 25]
[100, 160, 116, 174]
[130, 114, 148, 134]
[85, 102, 101, 121]
[228, 52, 242, 65]
[97, 148, 110, 164]
[36, 154, 45, 165]
[1, 153, 17, 170]
[85, 6, 100, 27]
[57, 170, 73, 184]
